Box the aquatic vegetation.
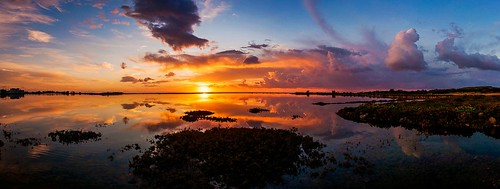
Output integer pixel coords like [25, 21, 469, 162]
[249, 108, 270, 113]
[181, 110, 237, 123]
[121, 143, 141, 152]
[338, 153, 374, 175]
[337, 95, 500, 138]
[2, 130, 13, 140]
[130, 127, 336, 189]
[15, 138, 41, 147]
[48, 130, 102, 144]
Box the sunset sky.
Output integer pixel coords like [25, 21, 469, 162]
[0, 0, 499, 92]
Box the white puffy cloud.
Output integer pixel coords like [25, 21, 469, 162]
[27, 29, 54, 43]
[199, 0, 229, 21]
[385, 28, 427, 71]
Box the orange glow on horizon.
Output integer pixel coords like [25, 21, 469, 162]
[197, 84, 210, 93]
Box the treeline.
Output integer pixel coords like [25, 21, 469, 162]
[293, 86, 500, 98]
[1, 88, 124, 99]
[28, 91, 124, 96]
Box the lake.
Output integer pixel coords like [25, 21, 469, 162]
[1, 94, 499, 188]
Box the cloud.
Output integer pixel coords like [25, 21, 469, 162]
[303, 0, 351, 46]
[27, 29, 54, 43]
[243, 56, 260, 64]
[120, 75, 169, 86]
[36, 0, 63, 12]
[215, 50, 246, 55]
[303, 1, 388, 66]
[385, 28, 427, 71]
[110, 7, 120, 15]
[143, 49, 248, 68]
[123, 0, 209, 51]
[143, 52, 181, 64]
[71, 62, 116, 72]
[243, 42, 269, 49]
[436, 37, 500, 71]
[69, 29, 92, 38]
[97, 12, 110, 22]
[120, 76, 140, 83]
[101, 62, 113, 70]
[112, 19, 130, 26]
[165, 72, 175, 77]
[0, 62, 84, 90]
[92, 3, 105, 9]
[434, 24, 500, 71]
[315, 45, 361, 56]
[199, 0, 228, 21]
[0, 0, 61, 46]
[0, 1, 59, 24]
[84, 18, 103, 29]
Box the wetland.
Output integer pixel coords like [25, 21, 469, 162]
[0, 92, 499, 188]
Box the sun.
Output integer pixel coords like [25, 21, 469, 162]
[197, 85, 210, 93]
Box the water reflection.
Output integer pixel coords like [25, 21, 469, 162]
[0, 94, 499, 188]
[392, 127, 423, 158]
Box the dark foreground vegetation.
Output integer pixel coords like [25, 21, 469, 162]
[180, 110, 237, 123]
[130, 127, 337, 189]
[337, 95, 500, 138]
[48, 130, 102, 144]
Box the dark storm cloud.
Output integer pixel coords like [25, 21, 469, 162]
[124, 0, 208, 51]
[215, 50, 246, 55]
[243, 55, 260, 64]
[243, 42, 269, 49]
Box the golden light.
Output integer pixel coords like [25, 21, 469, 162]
[197, 85, 210, 93]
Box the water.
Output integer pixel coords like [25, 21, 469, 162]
[0, 94, 499, 188]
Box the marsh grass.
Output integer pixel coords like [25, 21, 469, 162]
[337, 96, 500, 138]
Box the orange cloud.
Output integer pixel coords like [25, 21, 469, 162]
[0, 63, 84, 91]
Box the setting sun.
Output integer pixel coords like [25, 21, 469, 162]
[197, 85, 210, 93]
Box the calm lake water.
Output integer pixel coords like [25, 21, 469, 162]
[1, 94, 499, 188]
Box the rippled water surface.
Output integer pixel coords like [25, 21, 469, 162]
[1, 94, 499, 188]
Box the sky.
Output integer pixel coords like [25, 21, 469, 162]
[0, 0, 499, 92]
